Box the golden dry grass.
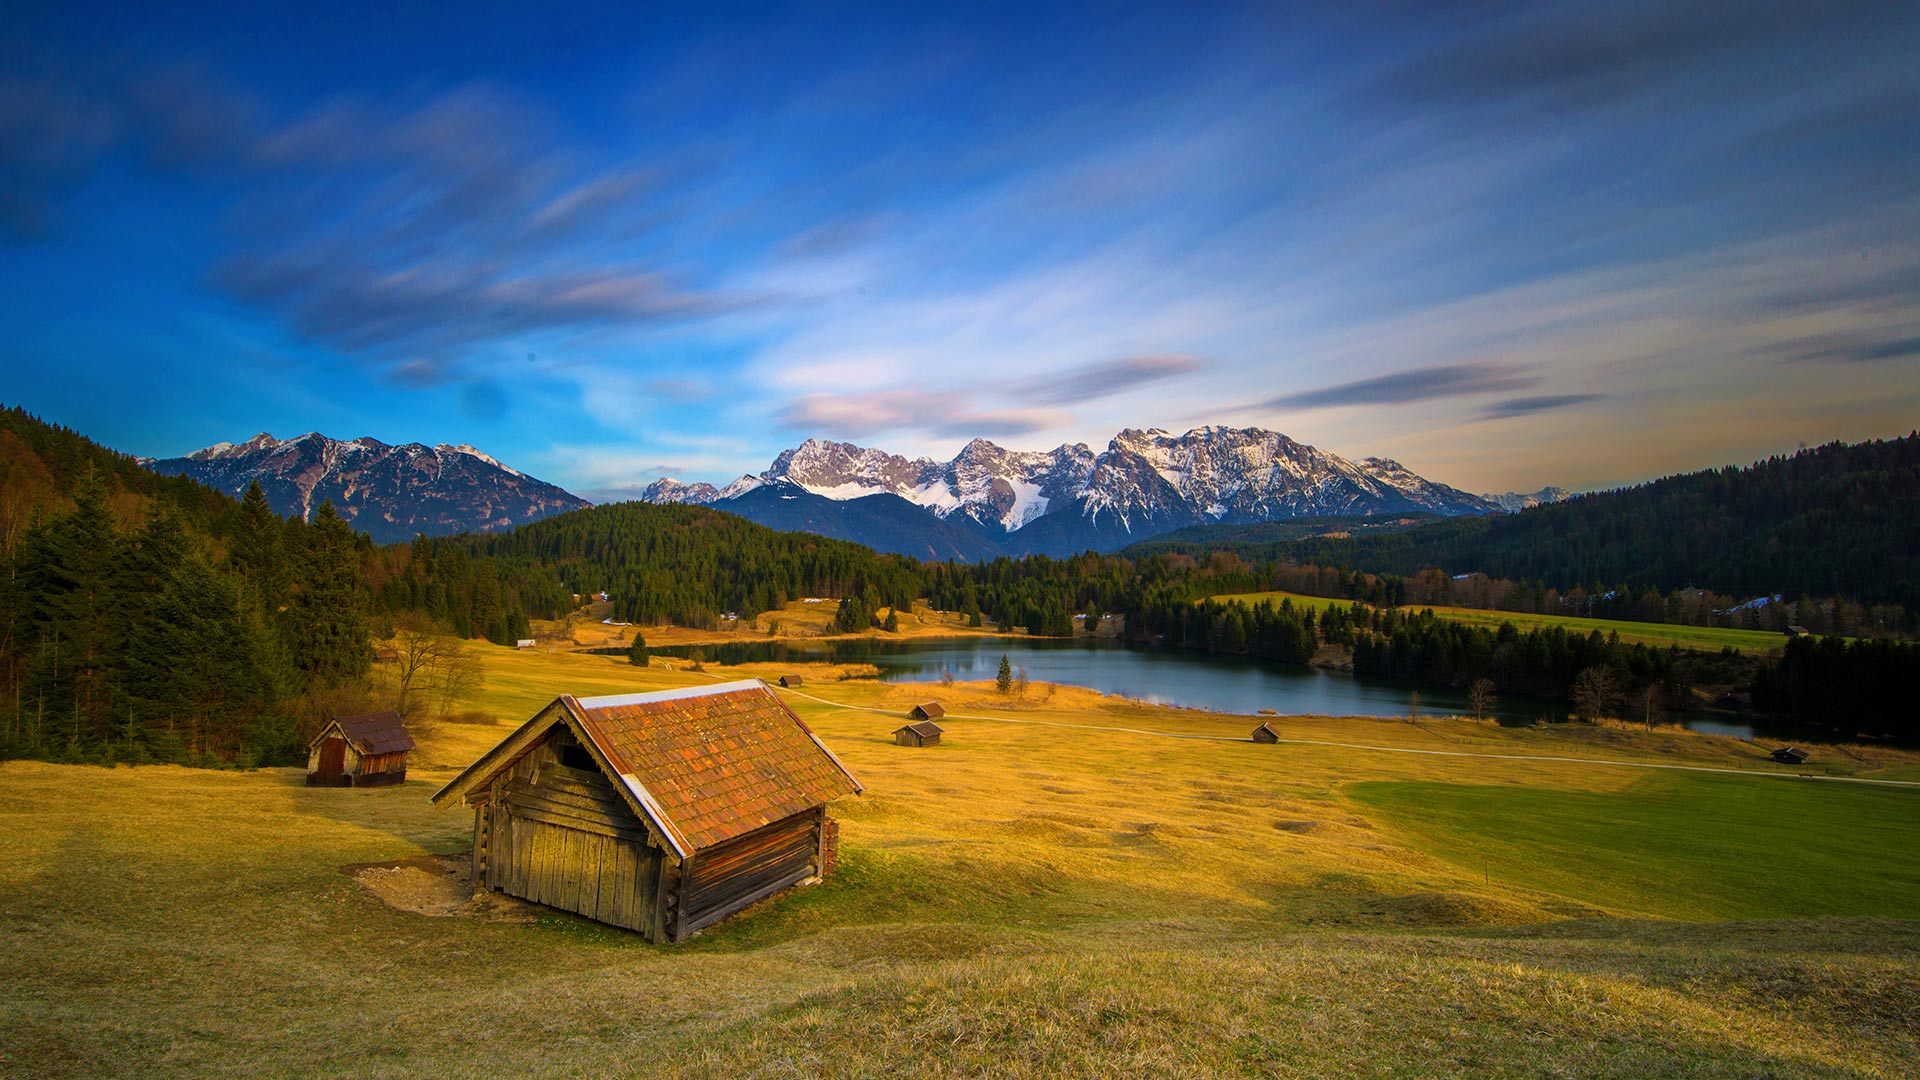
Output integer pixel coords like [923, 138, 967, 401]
[1211, 590, 1792, 654]
[532, 598, 1020, 651]
[2, 644, 1917, 1077]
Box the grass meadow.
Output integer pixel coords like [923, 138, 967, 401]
[1211, 590, 1792, 654]
[2, 643, 1916, 1077]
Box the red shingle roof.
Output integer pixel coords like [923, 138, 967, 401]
[433, 680, 861, 859]
[318, 711, 415, 755]
[563, 681, 860, 855]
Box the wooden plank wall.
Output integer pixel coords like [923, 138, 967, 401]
[674, 811, 820, 939]
[478, 731, 663, 935]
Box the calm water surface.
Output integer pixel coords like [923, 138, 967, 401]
[652, 636, 1758, 737]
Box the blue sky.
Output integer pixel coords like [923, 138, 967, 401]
[2, 1, 1915, 500]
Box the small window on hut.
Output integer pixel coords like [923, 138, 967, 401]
[558, 742, 596, 772]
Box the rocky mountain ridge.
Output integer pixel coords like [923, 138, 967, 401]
[146, 432, 589, 543]
[645, 426, 1498, 557]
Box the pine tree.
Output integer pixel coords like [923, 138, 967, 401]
[996, 654, 1012, 695]
[287, 501, 370, 688]
[627, 632, 649, 666]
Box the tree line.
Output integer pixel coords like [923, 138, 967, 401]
[1131, 433, 1920, 634]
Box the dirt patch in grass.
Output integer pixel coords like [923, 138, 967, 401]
[343, 853, 540, 923]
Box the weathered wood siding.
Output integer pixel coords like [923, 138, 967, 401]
[307, 731, 408, 786]
[476, 728, 663, 934]
[674, 808, 821, 940]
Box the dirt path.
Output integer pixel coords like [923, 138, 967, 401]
[343, 854, 541, 922]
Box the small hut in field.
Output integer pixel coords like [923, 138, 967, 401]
[893, 720, 943, 747]
[372, 647, 400, 664]
[1251, 721, 1281, 744]
[432, 680, 861, 942]
[908, 701, 945, 722]
[307, 711, 415, 787]
[779, 675, 805, 688]
[1770, 745, 1810, 765]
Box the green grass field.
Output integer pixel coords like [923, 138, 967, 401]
[1212, 590, 1791, 653]
[1349, 775, 1920, 920]
[3, 644, 1916, 1077]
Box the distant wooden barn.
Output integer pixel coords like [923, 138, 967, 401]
[893, 720, 943, 747]
[779, 675, 805, 688]
[1251, 722, 1281, 744]
[1785, 626, 1812, 638]
[1771, 746, 1810, 765]
[909, 701, 945, 721]
[432, 680, 861, 942]
[307, 711, 415, 787]
[372, 647, 400, 664]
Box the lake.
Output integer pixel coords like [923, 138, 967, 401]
[644, 636, 1761, 737]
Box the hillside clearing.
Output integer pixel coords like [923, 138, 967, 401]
[1210, 590, 1792, 654]
[3, 645, 1916, 1077]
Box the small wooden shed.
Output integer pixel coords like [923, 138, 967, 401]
[372, 647, 400, 664]
[909, 701, 945, 721]
[432, 680, 861, 942]
[1251, 721, 1281, 744]
[893, 720, 943, 747]
[1771, 746, 1810, 765]
[779, 675, 805, 688]
[307, 711, 415, 787]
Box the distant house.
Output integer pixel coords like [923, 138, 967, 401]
[908, 702, 945, 722]
[432, 680, 861, 942]
[779, 675, 805, 688]
[515, 638, 537, 649]
[307, 711, 415, 787]
[1785, 626, 1812, 638]
[1714, 691, 1750, 709]
[893, 720, 943, 747]
[1251, 722, 1281, 744]
[372, 647, 400, 664]
[1770, 746, 1810, 765]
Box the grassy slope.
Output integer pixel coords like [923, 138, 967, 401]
[1349, 775, 1920, 920]
[1212, 589, 1789, 654]
[534, 597, 1020, 651]
[3, 644, 1917, 1077]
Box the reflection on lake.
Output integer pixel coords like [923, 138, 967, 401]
[648, 636, 1758, 737]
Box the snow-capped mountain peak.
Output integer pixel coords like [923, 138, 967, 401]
[148, 432, 587, 542]
[644, 426, 1494, 552]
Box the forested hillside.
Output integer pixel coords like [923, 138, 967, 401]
[1132, 435, 1920, 611]
[420, 501, 927, 628]
[0, 409, 552, 764]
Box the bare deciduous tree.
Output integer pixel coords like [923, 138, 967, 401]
[1467, 678, 1498, 721]
[1632, 684, 1668, 730]
[1572, 666, 1622, 723]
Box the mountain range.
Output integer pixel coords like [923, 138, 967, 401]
[644, 427, 1501, 559]
[145, 432, 589, 543]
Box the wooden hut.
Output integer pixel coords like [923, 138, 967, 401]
[779, 675, 805, 688]
[1770, 746, 1810, 765]
[1251, 721, 1281, 744]
[431, 680, 861, 942]
[372, 647, 400, 664]
[908, 701, 945, 722]
[307, 711, 415, 787]
[893, 720, 943, 747]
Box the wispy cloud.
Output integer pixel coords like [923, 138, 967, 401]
[1478, 393, 1603, 420]
[777, 390, 1065, 441]
[1023, 354, 1205, 406]
[1264, 362, 1536, 410]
